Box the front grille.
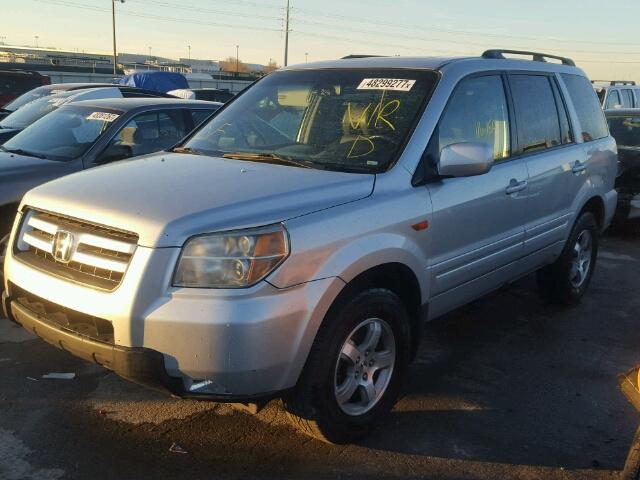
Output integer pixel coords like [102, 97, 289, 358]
[14, 209, 138, 291]
[11, 283, 114, 344]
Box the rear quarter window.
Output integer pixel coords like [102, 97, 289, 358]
[561, 74, 609, 142]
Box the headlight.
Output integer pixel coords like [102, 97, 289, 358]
[173, 224, 289, 288]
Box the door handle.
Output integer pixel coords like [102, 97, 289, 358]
[505, 179, 528, 195]
[572, 160, 586, 174]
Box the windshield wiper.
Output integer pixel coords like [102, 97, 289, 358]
[0, 147, 47, 159]
[222, 152, 313, 169]
[171, 146, 202, 155]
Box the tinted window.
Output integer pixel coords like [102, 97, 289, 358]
[551, 79, 573, 144]
[606, 89, 621, 109]
[607, 115, 640, 148]
[509, 75, 562, 154]
[104, 110, 188, 157]
[436, 75, 510, 161]
[191, 109, 214, 128]
[621, 89, 635, 108]
[561, 74, 609, 141]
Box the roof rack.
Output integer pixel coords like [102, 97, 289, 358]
[340, 55, 386, 59]
[590, 79, 636, 86]
[482, 49, 576, 67]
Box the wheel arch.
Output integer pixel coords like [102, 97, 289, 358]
[578, 195, 605, 231]
[327, 262, 425, 361]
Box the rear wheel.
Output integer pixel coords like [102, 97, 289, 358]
[537, 211, 599, 305]
[284, 289, 410, 444]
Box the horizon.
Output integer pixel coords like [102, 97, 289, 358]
[3, 0, 640, 80]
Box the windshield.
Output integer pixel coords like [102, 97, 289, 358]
[3, 85, 60, 112]
[2, 105, 121, 161]
[608, 115, 640, 148]
[184, 69, 437, 173]
[0, 90, 79, 129]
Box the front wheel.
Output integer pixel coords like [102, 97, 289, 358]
[537, 211, 599, 305]
[284, 289, 410, 444]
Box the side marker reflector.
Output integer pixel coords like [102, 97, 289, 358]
[411, 220, 429, 231]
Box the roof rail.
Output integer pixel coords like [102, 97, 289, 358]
[482, 49, 576, 67]
[590, 79, 636, 86]
[340, 55, 386, 59]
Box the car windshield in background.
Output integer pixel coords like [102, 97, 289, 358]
[0, 90, 83, 129]
[184, 69, 437, 173]
[3, 85, 59, 112]
[607, 115, 640, 148]
[1, 105, 120, 161]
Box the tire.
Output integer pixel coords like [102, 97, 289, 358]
[536, 211, 599, 305]
[283, 288, 411, 444]
[0, 233, 8, 295]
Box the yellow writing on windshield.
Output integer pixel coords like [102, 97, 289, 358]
[347, 135, 375, 158]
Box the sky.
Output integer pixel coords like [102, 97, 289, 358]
[2, 0, 640, 79]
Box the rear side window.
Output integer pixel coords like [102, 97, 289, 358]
[621, 89, 635, 108]
[509, 74, 562, 154]
[436, 75, 510, 161]
[605, 90, 621, 109]
[561, 74, 609, 142]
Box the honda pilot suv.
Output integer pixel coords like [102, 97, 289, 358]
[2, 50, 617, 443]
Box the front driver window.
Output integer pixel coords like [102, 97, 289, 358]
[104, 110, 188, 158]
[436, 75, 510, 161]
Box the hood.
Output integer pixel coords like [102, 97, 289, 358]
[0, 152, 79, 206]
[23, 153, 375, 247]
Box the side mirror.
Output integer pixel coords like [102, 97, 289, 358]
[95, 144, 132, 165]
[438, 142, 494, 177]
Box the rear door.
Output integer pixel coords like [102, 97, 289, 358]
[508, 72, 581, 258]
[427, 74, 529, 314]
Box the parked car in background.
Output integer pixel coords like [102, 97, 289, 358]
[118, 71, 189, 93]
[0, 97, 220, 289]
[593, 80, 639, 109]
[0, 86, 172, 144]
[0, 82, 115, 120]
[168, 88, 235, 103]
[606, 108, 640, 225]
[2, 50, 617, 443]
[0, 69, 50, 110]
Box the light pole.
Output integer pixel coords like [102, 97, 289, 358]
[0, 36, 6, 45]
[112, 0, 124, 75]
[34, 35, 39, 48]
[235, 45, 239, 76]
[188, 44, 191, 61]
[283, 0, 290, 66]
[305, 52, 308, 63]
[148, 46, 152, 60]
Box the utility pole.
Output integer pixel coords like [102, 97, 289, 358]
[112, 0, 124, 76]
[283, 0, 290, 66]
[236, 45, 239, 76]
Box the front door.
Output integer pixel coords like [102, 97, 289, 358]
[426, 74, 529, 318]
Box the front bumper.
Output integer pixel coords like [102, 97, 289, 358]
[4, 242, 344, 398]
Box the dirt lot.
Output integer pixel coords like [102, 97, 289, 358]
[0, 229, 638, 480]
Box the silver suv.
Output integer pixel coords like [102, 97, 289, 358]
[2, 50, 617, 443]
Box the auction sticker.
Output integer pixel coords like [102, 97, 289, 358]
[87, 112, 120, 122]
[357, 78, 416, 91]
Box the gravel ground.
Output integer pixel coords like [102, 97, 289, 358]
[0, 229, 638, 480]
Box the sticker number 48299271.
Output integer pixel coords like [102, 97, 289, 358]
[357, 78, 416, 91]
